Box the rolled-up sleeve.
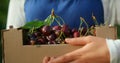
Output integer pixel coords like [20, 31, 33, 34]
[6, 0, 26, 29]
[106, 39, 120, 63]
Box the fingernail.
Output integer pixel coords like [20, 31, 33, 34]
[48, 57, 55, 63]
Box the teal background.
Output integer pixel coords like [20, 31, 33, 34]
[0, 0, 120, 63]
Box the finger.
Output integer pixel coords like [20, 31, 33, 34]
[65, 37, 88, 46]
[48, 48, 83, 63]
[50, 57, 56, 60]
[42, 56, 50, 63]
[48, 54, 74, 63]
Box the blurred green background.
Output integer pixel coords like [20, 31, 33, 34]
[0, 0, 9, 63]
[0, 0, 120, 63]
[0, 0, 9, 29]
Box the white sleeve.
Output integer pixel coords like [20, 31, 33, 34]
[6, 0, 26, 29]
[106, 39, 120, 63]
[102, 0, 120, 26]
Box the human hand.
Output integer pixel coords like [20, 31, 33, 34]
[43, 36, 110, 63]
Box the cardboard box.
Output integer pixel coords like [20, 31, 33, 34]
[1, 26, 117, 63]
[1, 28, 81, 63]
[95, 26, 117, 39]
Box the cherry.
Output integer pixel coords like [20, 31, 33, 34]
[48, 40, 56, 44]
[73, 31, 80, 38]
[41, 25, 52, 36]
[28, 33, 36, 40]
[34, 31, 41, 37]
[47, 33, 57, 41]
[52, 25, 61, 31]
[30, 39, 36, 45]
[54, 30, 61, 37]
[81, 28, 87, 35]
[61, 24, 71, 36]
[72, 28, 78, 33]
[36, 37, 47, 44]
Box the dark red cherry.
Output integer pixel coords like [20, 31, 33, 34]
[47, 33, 57, 41]
[73, 31, 80, 38]
[41, 25, 52, 36]
[52, 25, 61, 31]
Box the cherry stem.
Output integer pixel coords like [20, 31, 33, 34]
[57, 16, 65, 24]
[92, 13, 99, 26]
[50, 15, 55, 25]
[54, 18, 62, 26]
[56, 31, 66, 41]
[78, 20, 83, 32]
[79, 27, 83, 36]
[80, 17, 89, 36]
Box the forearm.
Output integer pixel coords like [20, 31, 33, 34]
[106, 39, 120, 63]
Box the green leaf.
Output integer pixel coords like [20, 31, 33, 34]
[22, 20, 45, 29]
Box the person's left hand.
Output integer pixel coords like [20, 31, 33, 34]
[42, 36, 110, 63]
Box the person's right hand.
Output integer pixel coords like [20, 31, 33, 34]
[43, 36, 110, 63]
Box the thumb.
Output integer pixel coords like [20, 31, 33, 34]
[65, 37, 89, 46]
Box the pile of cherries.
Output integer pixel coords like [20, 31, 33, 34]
[23, 9, 97, 45]
[24, 24, 90, 45]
